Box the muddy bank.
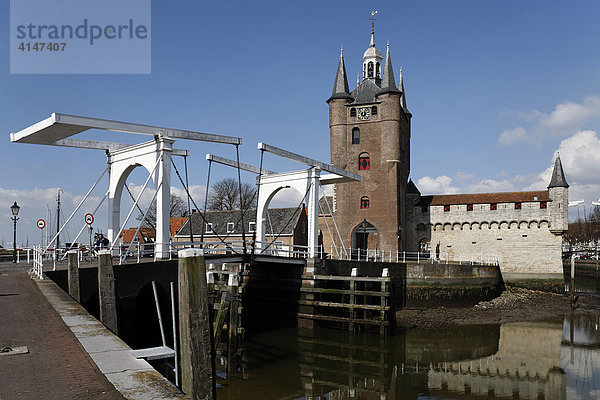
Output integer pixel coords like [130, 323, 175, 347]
[396, 284, 600, 329]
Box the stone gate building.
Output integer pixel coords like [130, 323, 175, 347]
[325, 26, 568, 273]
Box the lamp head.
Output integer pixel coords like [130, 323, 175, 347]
[10, 202, 20, 217]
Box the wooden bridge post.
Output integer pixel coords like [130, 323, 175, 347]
[178, 248, 215, 400]
[67, 250, 80, 302]
[98, 250, 118, 334]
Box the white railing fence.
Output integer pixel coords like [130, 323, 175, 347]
[24, 239, 498, 269]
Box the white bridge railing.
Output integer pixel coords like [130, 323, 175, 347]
[26, 240, 499, 270]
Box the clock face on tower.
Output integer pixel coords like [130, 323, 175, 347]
[357, 107, 370, 121]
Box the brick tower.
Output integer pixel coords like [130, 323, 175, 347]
[327, 26, 412, 255]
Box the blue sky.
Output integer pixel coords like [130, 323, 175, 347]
[2, 0, 600, 246]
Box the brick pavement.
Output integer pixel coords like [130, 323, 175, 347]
[0, 268, 124, 400]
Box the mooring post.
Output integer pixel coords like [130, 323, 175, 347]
[98, 250, 118, 334]
[570, 254, 576, 307]
[67, 250, 80, 303]
[178, 248, 215, 400]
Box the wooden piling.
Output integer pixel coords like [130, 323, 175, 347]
[98, 250, 118, 334]
[178, 249, 215, 400]
[67, 250, 80, 303]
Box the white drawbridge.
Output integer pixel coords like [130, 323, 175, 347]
[11, 113, 241, 260]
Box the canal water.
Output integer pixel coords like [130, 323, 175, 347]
[217, 311, 600, 399]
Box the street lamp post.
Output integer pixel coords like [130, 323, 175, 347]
[10, 202, 20, 263]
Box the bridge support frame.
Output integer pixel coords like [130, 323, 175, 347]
[256, 168, 321, 257]
[107, 137, 173, 259]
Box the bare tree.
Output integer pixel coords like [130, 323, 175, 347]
[207, 178, 257, 211]
[137, 193, 188, 229]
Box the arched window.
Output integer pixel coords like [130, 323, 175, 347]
[360, 196, 370, 209]
[371, 106, 378, 116]
[358, 152, 370, 170]
[350, 108, 356, 117]
[376, 62, 380, 78]
[352, 127, 360, 144]
[367, 62, 374, 78]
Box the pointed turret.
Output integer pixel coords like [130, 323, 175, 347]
[328, 48, 352, 102]
[547, 155, 569, 235]
[399, 68, 409, 113]
[548, 155, 569, 188]
[378, 42, 400, 95]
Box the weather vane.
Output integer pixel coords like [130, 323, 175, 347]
[370, 10, 378, 30]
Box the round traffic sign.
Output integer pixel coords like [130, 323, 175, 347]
[37, 219, 46, 229]
[85, 213, 94, 225]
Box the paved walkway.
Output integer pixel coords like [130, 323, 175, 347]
[0, 267, 124, 399]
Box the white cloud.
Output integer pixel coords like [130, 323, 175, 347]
[499, 95, 600, 146]
[466, 179, 516, 193]
[526, 130, 600, 200]
[499, 127, 529, 145]
[541, 96, 600, 134]
[416, 176, 459, 194]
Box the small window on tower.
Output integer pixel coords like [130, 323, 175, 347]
[540, 201, 547, 209]
[367, 62, 374, 78]
[352, 127, 360, 144]
[358, 152, 370, 170]
[490, 203, 497, 211]
[371, 106, 378, 116]
[443, 205, 450, 212]
[515, 202, 522, 210]
[376, 62, 380, 78]
[350, 108, 356, 117]
[466, 204, 473, 211]
[360, 196, 370, 209]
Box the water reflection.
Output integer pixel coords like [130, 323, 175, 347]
[562, 312, 600, 399]
[217, 314, 600, 399]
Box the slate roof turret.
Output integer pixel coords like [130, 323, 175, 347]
[378, 42, 400, 96]
[547, 156, 569, 188]
[327, 49, 352, 102]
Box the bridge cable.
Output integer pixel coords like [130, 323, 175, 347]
[125, 183, 155, 229]
[251, 148, 265, 258]
[322, 191, 347, 258]
[318, 200, 339, 258]
[171, 159, 241, 254]
[235, 144, 247, 255]
[183, 155, 194, 247]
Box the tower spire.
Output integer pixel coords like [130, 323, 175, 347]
[327, 47, 351, 102]
[548, 155, 569, 188]
[399, 68, 408, 112]
[379, 42, 400, 95]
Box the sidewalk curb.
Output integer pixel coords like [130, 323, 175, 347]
[34, 276, 188, 400]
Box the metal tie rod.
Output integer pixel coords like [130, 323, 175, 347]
[257, 142, 360, 181]
[206, 154, 276, 175]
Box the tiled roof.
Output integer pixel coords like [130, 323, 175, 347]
[170, 217, 187, 237]
[120, 228, 155, 243]
[177, 207, 303, 237]
[417, 190, 551, 207]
